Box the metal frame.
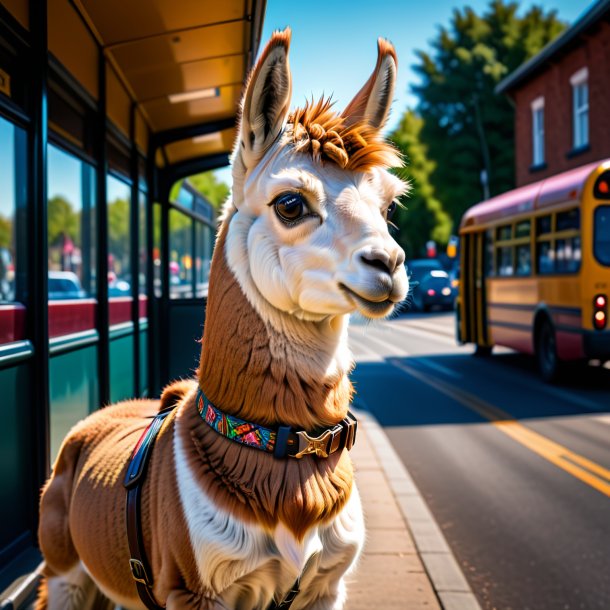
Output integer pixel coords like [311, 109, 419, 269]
[130, 103, 141, 396]
[96, 51, 110, 406]
[28, 0, 50, 536]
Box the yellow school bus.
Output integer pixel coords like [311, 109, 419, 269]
[457, 159, 610, 381]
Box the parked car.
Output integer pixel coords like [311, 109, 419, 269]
[48, 271, 86, 300]
[407, 259, 454, 312]
[0, 247, 15, 301]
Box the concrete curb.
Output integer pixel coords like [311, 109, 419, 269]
[357, 409, 483, 610]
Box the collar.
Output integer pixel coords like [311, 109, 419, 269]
[196, 388, 357, 459]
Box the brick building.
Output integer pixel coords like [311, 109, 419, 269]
[497, 0, 610, 187]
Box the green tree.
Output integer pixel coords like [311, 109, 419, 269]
[412, 0, 565, 222]
[47, 196, 78, 245]
[391, 110, 453, 258]
[0, 215, 11, 248]
[108, 198, 130, 272]
[171, 171, 230, 211]
[189, 171, 230, 209]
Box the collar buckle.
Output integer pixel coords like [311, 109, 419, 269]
[293, 424, 342, 459]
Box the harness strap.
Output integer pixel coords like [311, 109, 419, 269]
[123, 402, 322, 610]
[124, 406, 175, 610]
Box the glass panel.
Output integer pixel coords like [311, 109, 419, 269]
[496, 247, 513, 277]
[153, 203, 161, 298]
[515, 245, 531, 276]
[532, 107, 544, 165]
[594, 206, 610, 266]
[496, 225, 512, 241]
[195, 222, 213, 296]
[515, 220, 531, 238]
[556, 209, 580, 232]
[48, 145, 96, 300]
[107, 175, 132, 298]
[485, 229, 494, 277]
[170, 208, 193, 299]
[536, 215, 552, 236]
[0, 117, 26, 308]
[573, 83, 589, 148]
[138, 191, 147, 298]
[556, 237, 581, 274]
[537, 241, 555, 274]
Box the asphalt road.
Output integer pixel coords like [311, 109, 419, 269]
[348, 310, 610, 610]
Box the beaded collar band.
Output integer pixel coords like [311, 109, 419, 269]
[196, 388, 357, 459]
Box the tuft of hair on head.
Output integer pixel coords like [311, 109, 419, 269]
[288, 97, 402, 172]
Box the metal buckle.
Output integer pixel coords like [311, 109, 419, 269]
[293, 426, 340, 459]
[129, 558, 152, 586]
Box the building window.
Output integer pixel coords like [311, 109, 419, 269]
[531, 97, 545, 167]
[570, 68, 589, 150]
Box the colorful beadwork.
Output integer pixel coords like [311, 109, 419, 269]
[197, 389, 276, 452]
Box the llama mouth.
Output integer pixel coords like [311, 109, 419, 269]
[339, 284, 395, 317]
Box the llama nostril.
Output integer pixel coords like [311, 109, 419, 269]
[360, 251, 392, 276]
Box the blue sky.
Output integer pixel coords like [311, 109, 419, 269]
[214, 0, 593, 185]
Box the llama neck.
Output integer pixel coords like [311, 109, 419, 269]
[197, 220, 353, 430]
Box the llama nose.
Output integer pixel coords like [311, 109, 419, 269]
[359, 248, 403, 276]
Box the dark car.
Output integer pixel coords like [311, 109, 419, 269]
[407, 259, 454, 312]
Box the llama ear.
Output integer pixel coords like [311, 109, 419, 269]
[239, 29, 292, 167]
[342, 38, 397, 130]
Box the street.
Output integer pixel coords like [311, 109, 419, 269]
[349, 311, 610, 610]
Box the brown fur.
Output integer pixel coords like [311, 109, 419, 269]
[38, 400, 201, 605]
[288, 97, 401, 171]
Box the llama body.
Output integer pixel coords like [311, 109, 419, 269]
[37, 29, 408, 610]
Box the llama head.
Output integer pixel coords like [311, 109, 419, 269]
[226, 29, 408, 322]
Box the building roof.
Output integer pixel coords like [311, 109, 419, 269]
[496, 0, 610, 95]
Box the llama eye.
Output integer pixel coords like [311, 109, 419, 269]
[273, 193, 308, 224]
[386, 201, 397, 221]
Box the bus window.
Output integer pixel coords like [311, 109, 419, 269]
[556, 209, 580, 231]
[485, 229, 494, 276]
[516, 220, 531, 238]
[594, 206, 610, 266]
[556, 237, 581, 273]
[516, 245, 532, 276]
[497, 225, 512, 241]
[536, 215, 552, 235]
[537, 241, 554, 274]
[497, 247, 513, 276]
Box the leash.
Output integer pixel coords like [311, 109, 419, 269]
[124, 394, 357, 610]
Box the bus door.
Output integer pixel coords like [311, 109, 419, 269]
[461, 230, 489, 347]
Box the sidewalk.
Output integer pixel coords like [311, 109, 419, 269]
[347, 411, 481, 610]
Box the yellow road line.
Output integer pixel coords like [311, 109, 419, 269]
[390, 359, 610, 498]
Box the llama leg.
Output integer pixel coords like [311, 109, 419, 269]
[44, 563, 114, 610]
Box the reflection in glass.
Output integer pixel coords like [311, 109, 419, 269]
[47, 145, 96, 299]
[0, 118, 26, 304]
[107, 175, 131, 297]
[170, 209, 193, 299]
[139, 191, 147, 297]
[516, 244, 531, 276]
[195, 222, 213, 297]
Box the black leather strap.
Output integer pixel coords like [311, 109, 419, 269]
[124, 407, 175, 610]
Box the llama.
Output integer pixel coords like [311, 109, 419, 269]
[36, 29, 408, 610]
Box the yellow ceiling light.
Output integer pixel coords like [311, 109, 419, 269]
[168, 87, 219, 104]
[192, 132, 223, 146]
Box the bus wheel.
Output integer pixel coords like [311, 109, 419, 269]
[536, 319, 561, 382]
[474, 344, 492, 357]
